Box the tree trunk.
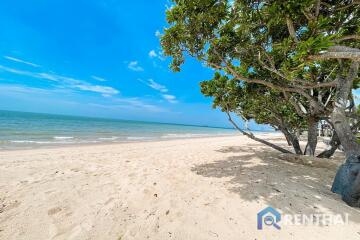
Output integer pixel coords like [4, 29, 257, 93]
[332, 158, 360, 207]
[281, 128, 303, 155]
[331, 62, 360, 158]
[332, 108, 360, 158]
[226, 112, 293, 154]
[284, 134, 292, 146]
[290, 135, 303, 155]
[304, 117, 318, 156]
[317, 131, 340, 158]
[331, 61, 360, 207]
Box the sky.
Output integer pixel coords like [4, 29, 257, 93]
[0, 0, 270, 130]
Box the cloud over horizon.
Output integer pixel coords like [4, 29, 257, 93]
[147, 79, 168, 93]
[148, 49, 165, 61]
[127, 61, 144, 72]
[91, 75, 107, 82]
[0, 65, 120, 96]
[137, 78, 178, 103]
[149, 50, 157, 58]
[4, 56, 41, 68]
[162, 94, 177, 103]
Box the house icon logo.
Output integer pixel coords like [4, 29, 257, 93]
[257, 206, 281, 230]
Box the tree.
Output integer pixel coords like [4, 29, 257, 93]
[161, 0, 359, 155]
[201, 72, 305, 154]
[161, 0, 360, 206]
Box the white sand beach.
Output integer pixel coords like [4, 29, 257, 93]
[1, 134, 360, 240]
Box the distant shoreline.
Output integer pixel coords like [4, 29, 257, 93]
[0, 132, 283, 152]
[0, 109, 275, 150]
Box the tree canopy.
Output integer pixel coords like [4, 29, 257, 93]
[161, 0, 360, 157]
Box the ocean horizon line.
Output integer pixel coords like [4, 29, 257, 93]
[0, 109, 237, 130]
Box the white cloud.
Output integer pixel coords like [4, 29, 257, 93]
[155, 30, 161, 38]
[0, 65, 120, 96]
[149, 50, 158, 58]
[74, 84, 119, 95]
[0, 84, 54, 94]
[0, 65, 52, 81]
[91, 75, 107, 82]
[137, 78, 177, 103]
[0, 84, 74, 95]
[139, 78, 168, 93]
[127, 61, 144, 72]
[162, 94, 178, 103]
[0, 84, 166, 113]
[147, 79, 168, 93]
[148, 49, 165, 61]
[89, 97, 167, 113]
[4, 56, 41, 68]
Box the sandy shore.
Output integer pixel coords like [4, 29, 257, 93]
[0, 134, 360, 240]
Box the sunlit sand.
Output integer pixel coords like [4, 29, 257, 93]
[1, 134, 359, 239]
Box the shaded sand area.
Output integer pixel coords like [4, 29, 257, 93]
[0, 134, 360, 240]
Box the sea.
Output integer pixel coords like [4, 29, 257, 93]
[0, 110, 238, 150]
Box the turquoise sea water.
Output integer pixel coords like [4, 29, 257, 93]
[0, 110, 237, 150]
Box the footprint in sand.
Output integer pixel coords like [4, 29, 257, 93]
[104, 197, 114, 205]
[1, 200, 21, 212]
[48, 207, 62, 215]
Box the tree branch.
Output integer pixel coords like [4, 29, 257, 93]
[336, 0, 360, 11]
[324, 88, 335, 107]
[286, 16, 299, 42]
[284, 92, 307, 117]
[314, 0, 321, 18]
[336, 35, 360, 42]
[210, 49, 327, 113]
[320, 0, 360, 11]
[309, 52, 360, 61]
[257, 52, 337, 89]
[309, 46, 360, 61]
[225, 111, 293, 154]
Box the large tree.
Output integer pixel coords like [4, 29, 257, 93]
[161, 0, 359, 156]
[161, 0, 360, 206]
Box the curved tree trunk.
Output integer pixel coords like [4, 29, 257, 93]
[304, 117, 318, 156]
[331, 61, 360, 207]
[281, 128, 303, 155]
[290, 136, 303, 155]
[284, 134, 292, 146]
[332, 107, 360, 158]
[226, 112, 293, 154]
[331, 62, 360, 158]
[317, 131, 340, 158]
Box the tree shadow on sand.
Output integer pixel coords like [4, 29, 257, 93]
[191, 143, 360, 224]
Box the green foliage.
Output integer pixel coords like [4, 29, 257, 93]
[201, 72, 306, 131]
[162, 0, 359, 82]
[200, 72, 240, 111]
[161, 0, 359, 134]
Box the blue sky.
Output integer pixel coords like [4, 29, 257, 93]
[0, 0, 270, 130]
